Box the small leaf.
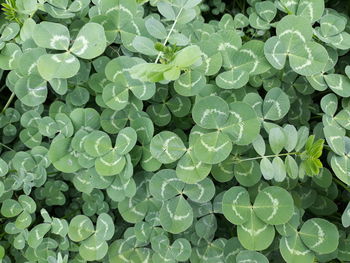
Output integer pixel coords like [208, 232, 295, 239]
[269, 127, 286, 154]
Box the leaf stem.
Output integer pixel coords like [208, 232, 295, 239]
[155, 7, 184, 63]
[239, 152, 301, 162]
[0, 142, 15, 152]
[1, 92, 15, 113]
[333, 177, 350, 193]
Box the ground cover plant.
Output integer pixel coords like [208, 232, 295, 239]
[0, 0, 350, 262]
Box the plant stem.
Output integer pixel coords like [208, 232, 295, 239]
[239, 152, 300, 162]
[333, 177, 350, 193]
[1, 92, 15, 113]
[0, 142, 15, 152]
[155, 7, 184, 63]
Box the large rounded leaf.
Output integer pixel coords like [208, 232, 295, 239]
[222, 186, 251, 225]
[150, 131, 186, 164]
[253, 186, 294, 225]
[237, 210, 275, 251]
[192, 96, 229, 129]
[193, 131, 232, 164]
[263, 87, 290, 121]
[300, 218, 339, 254]
[68, 215, 94, 242]
[14, 75, 47, 107]
[222, 102, 261, 145]
[159, 196, 193, 234]
[32, 21, 70, 50]
[70, 22, 107, 59]
[48, 136, 80, 173]
[37, 53, 80, 81]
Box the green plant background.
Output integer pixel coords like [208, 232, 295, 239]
[0, 0, 350, 262]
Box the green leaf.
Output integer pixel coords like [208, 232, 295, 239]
[1, 23, 20, 41]
[115, 127, 137, 155]
[234, 160, 261, 187]
[237, 210, 275, 251]
[193, 131, 232, 164]
[296, 0, 324, 23]
[48, 136, 80, 173]
[236, 250, 269, 263]
[222, 102, 261, 145]
[95, 213, 114, 241]
[260, 157, 275, 180]
[14, 75, 47, 106]
[70, 23, 107, 59]
[222, 186, 251, 225]
[276, 15, 313, 48]
[342, 202, 350, 228]
[269, 127, 286, 154]
[32, 22, 70, 50]
[253, 186, 294, 225]
[183, 178, 215, 203]
[79, 234, 108, 261]
[174, 70, 206, 96]
[132, 36, 158, 56]
[192, 96, 229, 129]
[27, 223, 51, 248]
[159, 196, 193, 234]
[289, 42, 328, 76]
[283, 125, 298, 152]
[68, 215, 94, 242]
[1, 199, 22, 218]
[331, 153, 350, 185]
[0, 43, 22, 70]
[176, 151, 212, 184]
[145, 17, 167, 39]
[95, 151, 126, 176]
[150, 131, 186, 164]
[252, 135, 266, 156]
[0, 158, 8, 177]
[37, 53, 80, 81]
[173, 45, 202, 68]
[149, 169, 184, 201]
[216, 69, 249, 90]
[324, 74, 350, 97]
[263, 87, 290, 120]
[18, 195, 36, 213]
[171, 238, 192, 261]
[84, 131, 112, 157]
[300, 218, 339, 254]
[320, 14, 346, 37]
[280, 234, 315, 263]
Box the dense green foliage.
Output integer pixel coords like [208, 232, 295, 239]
[0, 0, 350, 262]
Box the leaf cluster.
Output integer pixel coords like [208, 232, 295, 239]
[0, 0, 349, 263]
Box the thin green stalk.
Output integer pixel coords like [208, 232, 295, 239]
[1, 92, 15, 113]
[333, 177, 350, 193]
[0, 84, 6, 92]
[0, 142, 15, 152]
[155, 7, 184, 63]
[7, 169, 60, 175]
[239, 152, 301, 162]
